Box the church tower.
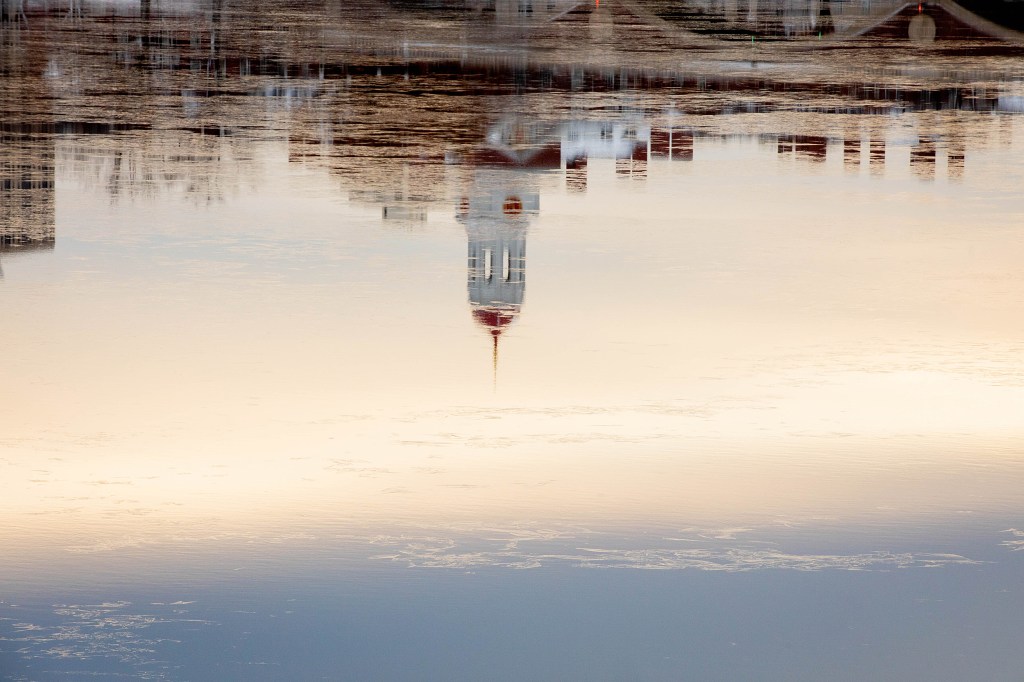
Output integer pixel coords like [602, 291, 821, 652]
[456, 168, 539, 382]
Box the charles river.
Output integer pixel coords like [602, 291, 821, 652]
[2, 1, 1023, 679]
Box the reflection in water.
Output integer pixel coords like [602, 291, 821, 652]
[375, 531, 981, 571]
[0, 125, 54, 251]
[1, 601, 213, 678]
[649, 0, 1024, 41]
[2, 1, 1024, 679]
[57, 132, 259, 204]
[1, 28, 56, 271]
[458, 161, 534, 379]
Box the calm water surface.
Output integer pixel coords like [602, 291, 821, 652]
[2, 1, 1024, 680]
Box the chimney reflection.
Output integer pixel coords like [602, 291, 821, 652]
[671, 131, 694, 161]
[619, 137, 647, 180]
[650, 128, 671, 159]
[910, 136, 937, 180]
[777, 134, 828, 162]
[566, 156, 587, 192]
[947, 142, 965, 180]
[869, 138, 886, 175]
[844, 137, 861, 172]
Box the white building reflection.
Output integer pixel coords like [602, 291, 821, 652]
[457, 164, 537, 377]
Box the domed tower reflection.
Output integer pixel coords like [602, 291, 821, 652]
[456, 168, 539, 381]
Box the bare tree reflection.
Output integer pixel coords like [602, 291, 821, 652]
[0, 129, 55, 277]
[57, 132, 260, 205]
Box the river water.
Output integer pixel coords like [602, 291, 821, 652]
[2, 1, 1024, 680]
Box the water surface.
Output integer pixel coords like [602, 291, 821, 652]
[2, 1, 1024, 680]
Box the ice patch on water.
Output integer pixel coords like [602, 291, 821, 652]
[0, 601, 213, 681]
[1001, 528, 1024, 551]
[369, 526, 980, 572]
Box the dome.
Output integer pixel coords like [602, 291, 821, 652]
[472, 305, 520, 336]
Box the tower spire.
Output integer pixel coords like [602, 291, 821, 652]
[492, 331, 500, 390]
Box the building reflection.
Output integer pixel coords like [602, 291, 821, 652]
[2, 0, 1020, 284]
[650, 127, 693, 162]
[457, 121, 544, 377]
[375, 0, 1024, 42]
[0, 27, 56, 276]
[776, 134, 827, 162]
[657, 0, 1024, 41]
[2, 50, 1009, 216]
[278, 51, 1014, 206]
[458, 169, 534, 377]
[0, 125, 55, 275]
[5, 0, 1024, 41]
[553, 119, 653, 188]
[56, 131, 259, 205]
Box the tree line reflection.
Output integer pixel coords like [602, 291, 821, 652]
[4, 0, 1024, 40]
[2, 52, 1015, 242]
[2, 1, 1022, 291]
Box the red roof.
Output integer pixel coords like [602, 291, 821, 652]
[472, 308, 518, 334]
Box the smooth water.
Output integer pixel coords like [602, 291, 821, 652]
[2, 1, 1024, 680]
